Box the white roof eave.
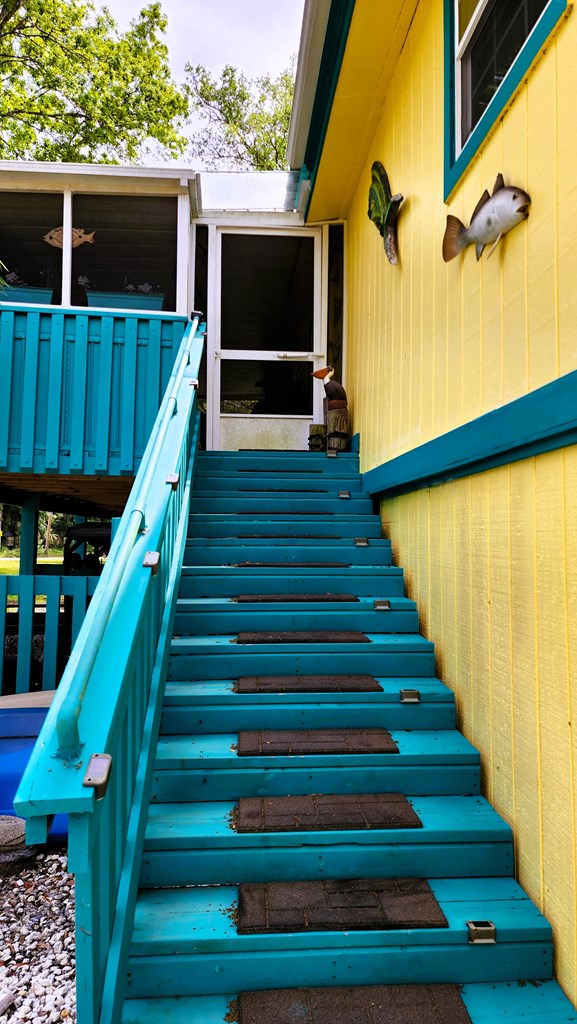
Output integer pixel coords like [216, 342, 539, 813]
[286, 0, 332, 170]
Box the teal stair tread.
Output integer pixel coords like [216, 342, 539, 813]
[121, 981, 577, 1023]
[188, 512, 379, 523]
[175, 596, 413, 609]
[191, 500, 374, 514]
[143, 795, 512, 849]
[181, 548, 392, 566]
[154, 730, 480, 769]
[129, 877, 550, 956]
[185, 536, 391, 547]
[187, 521, 383, 537]
[163, 676, 453, 703]
[173, 610, 418, 634]
[180, 565, 402, 581]
[170, 634, 433, 652]
[194, 477, 363, 490]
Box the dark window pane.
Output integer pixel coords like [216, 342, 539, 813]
[0, 192, 63, 303]
[461, 0, 548, 142]
[72, 194, 177, 311]
[220, 359, 313, 415]
[221, 234, 314, 352]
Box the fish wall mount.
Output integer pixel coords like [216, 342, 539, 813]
[443, 173, 530, 262]
[368, 161, 404, 265]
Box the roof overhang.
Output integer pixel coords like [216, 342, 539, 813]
[290, 0, 419, 222]
[0, 159, 199, 200]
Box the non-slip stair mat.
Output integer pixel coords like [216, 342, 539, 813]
[236, 510, 333, 515]
[237, 728, 399, 756]
[236, 792, 422, 833]
[236, 674, 383, 693]
[234, 593, 360, 603]
[234, 561, 349, 568]
[236, 631, 370, 644]
[237, 534, 332, 539]
[237, 878, 448, 934]
[237, 983, 473, 1024]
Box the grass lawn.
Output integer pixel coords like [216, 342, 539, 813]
[0, 556, 63, 575]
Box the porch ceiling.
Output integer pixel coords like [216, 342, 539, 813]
[0, 474, 133, 516]
[307, 0, 419, 223]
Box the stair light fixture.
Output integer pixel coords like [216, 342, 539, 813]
[467, 920, 497, 943]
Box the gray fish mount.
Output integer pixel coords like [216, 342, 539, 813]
[368, 161, 404, 265]
[442, 173, 531, 263]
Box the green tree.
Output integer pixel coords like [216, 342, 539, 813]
[0, 1, 189, 163]
[185, 61, 295, 170]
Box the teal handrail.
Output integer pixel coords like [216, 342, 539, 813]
[55, 314, 201, 760]
[14, 312, 205, 1024]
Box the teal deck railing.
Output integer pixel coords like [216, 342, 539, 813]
[0, 305, 189, 475]
[0, 574, 99, 695]
[14, 314, 205, 1024]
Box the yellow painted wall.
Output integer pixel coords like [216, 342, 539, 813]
[382, 450, 577, 999]
[314, 0, 577, 1003]
[342, 0, 577, 471]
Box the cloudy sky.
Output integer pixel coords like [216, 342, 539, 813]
[114, 0, 305, 80]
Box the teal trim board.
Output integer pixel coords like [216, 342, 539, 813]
[443, 0, 568, 198]
[301, 0, 357, 217]
[363, 368, 577, 498]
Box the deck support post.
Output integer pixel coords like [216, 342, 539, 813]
[20, 497, 40, 574]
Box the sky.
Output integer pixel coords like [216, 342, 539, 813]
[113, 0, 306, 81]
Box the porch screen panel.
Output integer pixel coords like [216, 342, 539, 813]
[220, 234, 314, 352]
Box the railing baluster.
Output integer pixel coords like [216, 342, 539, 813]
[0, 311, 15, 469]
[70, 316, 89, 471]
[20, 313, 40, 470]
[41, 576, 60, 691]
[121, 318, 138, 473]
[15, 576, 34, 694]
[144, 319, 162, 460]
[95, 316, 115, 473]
[0, 577, 7, 696]
[45, 315, 65, 471]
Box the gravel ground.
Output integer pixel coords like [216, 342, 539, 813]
[0, 850, 76, 1023]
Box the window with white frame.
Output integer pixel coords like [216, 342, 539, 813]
[456, 0, 549, 150]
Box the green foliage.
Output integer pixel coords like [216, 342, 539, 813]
[0, 1, 189, 163]
[185, 61, 295, 170]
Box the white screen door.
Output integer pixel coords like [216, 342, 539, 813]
[207, 226, 325, 450]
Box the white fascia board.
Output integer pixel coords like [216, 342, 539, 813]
[0, 159, 199, 194]
[287, 0, 332, 169]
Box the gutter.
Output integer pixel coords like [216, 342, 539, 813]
[287, 0, 357, 217]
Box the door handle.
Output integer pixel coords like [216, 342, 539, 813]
[276, 352, 315, 360]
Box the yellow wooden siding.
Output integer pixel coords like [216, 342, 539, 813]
[382, 449, 577, 998]
[340, 0, 575, 473]
[311, 0, 577, 1002]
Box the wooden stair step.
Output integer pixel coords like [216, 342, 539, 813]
[154, 730, 479, 770]
[187, 519, 383, 538]
[140, 794, 513, 886]
[126, 877, 552, 996]
[121, 980, 577, 1023]
[178, 566, 405, 598]
[168, 633, 436, 682]
[165, 676, 450, 702]
[173, 603, 418, 636]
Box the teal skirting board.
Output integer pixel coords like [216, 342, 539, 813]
[361, 367, 577, 498]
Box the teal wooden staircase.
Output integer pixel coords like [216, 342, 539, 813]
[116, 449, 576, 1023]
